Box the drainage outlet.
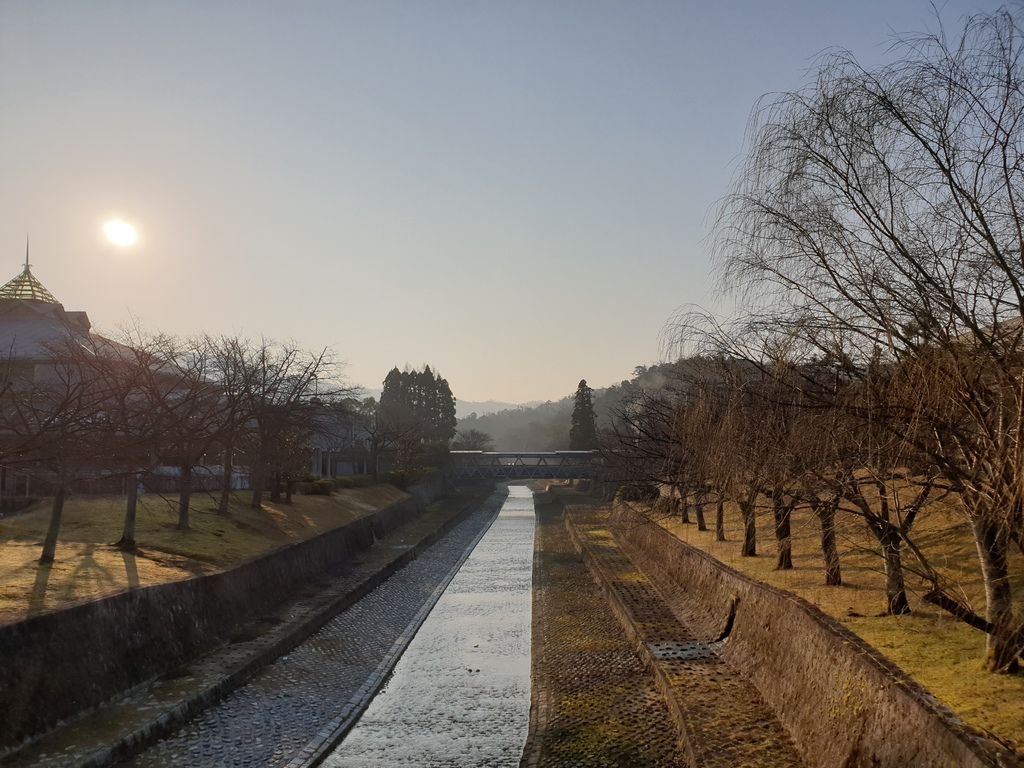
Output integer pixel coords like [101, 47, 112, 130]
[647, 641, 715, 662]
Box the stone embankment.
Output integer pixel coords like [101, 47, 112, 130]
[570, 501, 1020, 768]
[0, 479, 495, 766]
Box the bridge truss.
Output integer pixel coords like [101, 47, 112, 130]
[447, 450, 601, 481]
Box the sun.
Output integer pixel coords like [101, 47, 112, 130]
[103, 219, 138, 247]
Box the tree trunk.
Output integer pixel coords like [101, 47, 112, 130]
[816, 499, 842, 586]
[39, 483, 66, 564]
[218, 445, 233, 514]
[740, 499, 756, 557]
[973, 515, 1020, 672]
[285, 475, 293, 503]
[773, 495, 793, 570]
[250, 459, 264, 509]
[715, 495, 726, 541]
[694, 493, 708, 532]
[678, 490, 690, 524]
[116, 473, 139, 550]
[177, 463, 192, 530]
[270, 471, 281, 502]
[880, 527, 911, 615]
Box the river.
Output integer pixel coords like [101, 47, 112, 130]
[324, 484, 535, 767]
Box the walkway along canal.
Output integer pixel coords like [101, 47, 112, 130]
[324, 484, 535, 766]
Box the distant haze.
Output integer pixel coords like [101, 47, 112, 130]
[362, 388, 538, 419]
[0, 0, 983, 401]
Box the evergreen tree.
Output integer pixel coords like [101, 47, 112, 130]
[570, 379, 599, 450]
[434, 373, 457, 441]
[379, 367, 413, 428]
[377, 364, 458, 464]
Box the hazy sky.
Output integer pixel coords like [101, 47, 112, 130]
[0, 1, 988, 403]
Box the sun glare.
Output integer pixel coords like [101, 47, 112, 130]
[103, 218, 138, 247]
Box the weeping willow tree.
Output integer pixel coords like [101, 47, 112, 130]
[715, 10, 1024, 671]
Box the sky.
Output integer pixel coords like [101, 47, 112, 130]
[0, 0, 991, 403]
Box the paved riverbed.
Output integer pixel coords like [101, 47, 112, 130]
[325, 485, 535, 767]
[124, 495, 505, 768]
[521, 492, 689, 768]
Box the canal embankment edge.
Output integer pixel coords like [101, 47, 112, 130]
[599, 502, 1020, 768]
[282, 486, 510, 768]
[518, 516, 550, 768]
[0, 481, 499, 768]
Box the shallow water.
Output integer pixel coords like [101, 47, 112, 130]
[324, 485, 535, 767]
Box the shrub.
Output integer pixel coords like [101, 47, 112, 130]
[614, 483, 659, 503]
[0, 497, 41, 517]
[332, 475, 375, 490]
[384, 470, 414, 490]
[316, 479, 334, 495]
[651, 495, 673, 517]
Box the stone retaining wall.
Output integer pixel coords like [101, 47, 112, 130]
[0, 483, 443, 753]
[610, 503, 1016, 768]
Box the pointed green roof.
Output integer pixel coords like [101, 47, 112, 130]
[0, 240, 60, 304]
[0, 264, 59, 304]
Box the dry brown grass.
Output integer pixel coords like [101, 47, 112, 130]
[645, 496, 1024, 751]
[0, 485, 408, 624]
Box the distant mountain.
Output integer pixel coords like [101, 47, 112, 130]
[354, 387, 536, 419]
[456, 399, 540, 419]
[455, 362, 689, 450]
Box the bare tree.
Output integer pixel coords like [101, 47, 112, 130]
[207, 336, 262, 514]
[716, 10, 1024, 669]
[0, 340, 110, 562]
[136, 336, 226, 530]
[242, 341, 338, 509]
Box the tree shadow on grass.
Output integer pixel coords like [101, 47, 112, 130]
[53, 544, 118, 603]
[121, 549, 140, 588]
[28, 559, 53, 615]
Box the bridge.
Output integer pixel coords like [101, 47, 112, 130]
[447, 450, 601, 480]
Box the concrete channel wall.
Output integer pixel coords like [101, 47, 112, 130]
[609, 503, 1014, 768]
[0, 479, 446, 752]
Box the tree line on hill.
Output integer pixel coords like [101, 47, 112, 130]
[455, 369, 672, 451]
[605, 11, 1024, 674]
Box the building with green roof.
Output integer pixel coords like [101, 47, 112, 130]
[0, 251, 93, 383]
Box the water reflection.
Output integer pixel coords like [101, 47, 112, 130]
[326, 485, 535, 767]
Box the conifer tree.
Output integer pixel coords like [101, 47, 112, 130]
[570, 379, 598, 450]
[378, 365, 458, 464]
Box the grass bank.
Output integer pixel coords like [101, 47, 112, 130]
[0, 485, 408, 624]
[641, 495, 1024, 752]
